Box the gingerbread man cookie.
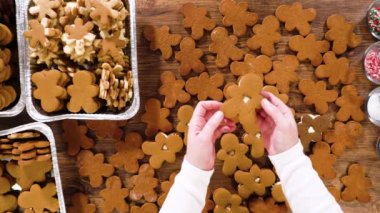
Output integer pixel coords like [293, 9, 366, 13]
[247, 15, 281, 56]
[180, 3, 216, 40]
[230, 54, 272, 77]
[86, 120, 127, 140]
[129, 164, 159, 202]
[144, 25, 182, 60]
[310, 141, 337, 180]
[97, 30, 128, 66]
[29, 0, 61, 20]
[221, 73, 263, 134]
[275, 2, 316, 36]
[264, 55, 299, 94]
[234, 164, 276, 198]
[141, 98, 173, 137]
[324, 121, 363, 156]
[157, 171, 178, 207]
[24, 19, 60, 48]
[18, 183, 59, 213]
[175, 37, 205, 76]
[341, 164, 372, 202]
[176, 105, 194, 145]
[109, 132, 144, 174]
[335, 85, 365, 122]
[185, 72, 224, 101]
[213, 188, 249, 213]
[67, 71, 100, 113]
[159, 71, 190, 108]
[262, 86, 289, 104]
[216, 134, 252, 176]
[209, 27, 245, 68]
[289, 34, 330, 67]
[298, 79, 338, 114]
[62, 120, 94, 156]
[142, 132, 183, 169]
[99, 176, 129, 213]
[68, 192, 96, 213]
[219, 0, 258, 37]
[325, 14, 362, 55]
[249, 197, 287, 213]
[243, 132, 265, 158]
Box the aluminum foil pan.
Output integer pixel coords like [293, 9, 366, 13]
[0, 0, 26, 117]
[0, 122, 66, 213]
[21, 0, 140, 122]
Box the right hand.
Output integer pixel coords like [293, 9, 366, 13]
[257, 91, 298, 155]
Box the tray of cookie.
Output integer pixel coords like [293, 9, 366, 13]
[20, 0, 140, 121]
[0, 0, 26, 117]
[0, 122, 65, 212]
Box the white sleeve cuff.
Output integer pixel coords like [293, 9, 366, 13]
[180, 159, 214, 186]
[268, 141, 305, 170]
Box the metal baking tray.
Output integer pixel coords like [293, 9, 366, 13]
[0, 122, 66, 213]
[0, 0, 25, 117]
[20, 0, 140, 122]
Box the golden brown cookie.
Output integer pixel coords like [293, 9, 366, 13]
[157, 171, 178, 207]
[159, 71, 191, 108]
[335, 85, 365, 122]
[129, 164, 159, 202]
[271, 183, 287, 203]
[180, 3, 216, 40]
[230, 54, 272, 77]
[243, 132, 265, 158]
[131, 203, 158, 213]
[176, 105, 194, 145]
[234, 164, 276, 198]
[28, 0, 61, 20]
[185, 72, 224, 101]
[0, 86, 16, 110]
[315, 51, 355, 86]
[141, 98, 173, 137]
[142, 132, 183, 169]
[221, 73, 263, 134]
[262, 86, 289, 104]
[203, 189, 215, 213]
[327, 186, 341, 202]
[248, 197, 287, 213]
[298, 79, 338, 114]
[325, 14, 362, 55]
[0, 24, 13, 46]
[216, 133, 252, 176]
[275, 2, 316, 36]
[18, 183, 59, 213]
[62, 120, 94, 156]
[264, 55, 299, 94]
[324, 121, 363, 156]
[76, 150, 114, 188]
[213, 188, 249, 213]
[109, 132, 144, 174]
[341, 164, 372, 203]
[175, 37, 205, 76]
[0, 193, 17, 213]
[68, 192, 96, 213]
[219, 0, 258, 37]
[97, 30, 128, 67]
[99, 176, 129, 212]
[209, 27, 245, 68]
[144, 25, 182, 60]
[247, 15, 281, 56]
[310, 141, 337, 180]
[24, 19, 60, 48]
[289, 34, 330, 67]
[86, 120, 127, 140]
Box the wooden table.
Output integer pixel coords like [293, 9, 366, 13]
[1, 0, 379, 212]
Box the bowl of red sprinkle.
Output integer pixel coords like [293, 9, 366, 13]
[364, 42, 380, 85]
[368, 1, 380, 40]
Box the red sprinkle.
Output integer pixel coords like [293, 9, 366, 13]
[365, 49, 380, 82]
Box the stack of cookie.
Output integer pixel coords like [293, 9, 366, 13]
[24, 0, 133, 114]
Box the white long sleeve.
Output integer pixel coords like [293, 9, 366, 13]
[160, 159, 213, 213]
[269, 141, 343, 213]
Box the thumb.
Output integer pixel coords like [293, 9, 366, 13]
[201, 111, 224, 135]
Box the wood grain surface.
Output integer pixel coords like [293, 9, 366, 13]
[1, 0, 380, 212]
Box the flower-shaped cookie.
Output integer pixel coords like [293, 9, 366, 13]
[129, 164, 159, 202]
[109, 132, 144, 174]
[185, 72, 224, 101]
[86, 120, 127, 140]
[99, 176, 129, 212]
[289, 34, 330, 67]
[310, 141, 337, 180]
[67, 193, 96, 213]
[213, 188, 249, 213]
[336, 85, 365, 122]
[230, 54, 272, 77]
[159, 71, 191, 108]
[62, 120, 94, 156]
[141, 98, 173, 137]
[144, 25, 182, 60]
[341, 164, 372, 202]
[18, 183, 59, 213]
[243, 132, 265, 158]
[234, 164, 276, 198]
[219, 0, 258, 37]
[76, 150, 114, 187]
[248, 197, 287, 213]
[324, 121, 363, 156]
[180, 3, 216, 40]
[176, 105, 194, 145]
[175, 37, 205, 76]
[264, 55, 299, 94]
[209, 27, 245, 68]
[275, 2, 316, 36]
[247, 15, 281, 56]
[142, 132, 183, 169]
[298, 79, 338, 114]
[221, 73, 263, 134]
[216, 134, 252, 176]
[315, 51, 355, 86]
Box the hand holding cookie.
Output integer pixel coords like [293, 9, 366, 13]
[257, 91, 298, 155]
[186, 101, 235, 171]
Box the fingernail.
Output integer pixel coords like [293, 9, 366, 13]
[215, 111, 223, 118]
